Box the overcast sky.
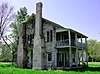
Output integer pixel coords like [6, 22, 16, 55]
[1, 0, 100, 41]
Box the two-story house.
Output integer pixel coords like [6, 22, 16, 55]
[17, 2, 88, 70]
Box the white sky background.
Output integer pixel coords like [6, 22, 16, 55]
[1, 0, 100, 41]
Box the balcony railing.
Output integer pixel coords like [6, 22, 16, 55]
[56, 39, 69, 47]
[56, 39, 86, 48]
[77, 41, 86, 48]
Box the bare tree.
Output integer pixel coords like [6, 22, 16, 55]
[0, 2, 15, 48]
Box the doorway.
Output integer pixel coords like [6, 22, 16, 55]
[57, 53, 69, 67]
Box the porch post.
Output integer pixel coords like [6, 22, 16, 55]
[81, 36, 84, 66]
[85, 38, 88, 66]
[68, 30, 72, 68]
[53, 28, 57, 68]
[75, 33, 78, 67]
[60, 32, 62, 40]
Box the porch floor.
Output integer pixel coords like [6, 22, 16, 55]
[56, 66, 84, 70]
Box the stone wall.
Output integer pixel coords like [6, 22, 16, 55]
[43, 22, 57, 69]
[17, 23, 28, 68]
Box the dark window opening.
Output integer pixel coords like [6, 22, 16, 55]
[48, 53, 52, 61]
[47, 31, 49, 42]
[50, 30, 53, 41]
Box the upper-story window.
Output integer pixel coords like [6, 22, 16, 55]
[50, 30, 53, 41]
[47, 30, 53, 42]
[47, 31, 49, 42]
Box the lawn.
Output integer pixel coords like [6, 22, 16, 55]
[0, 62, 100, 74]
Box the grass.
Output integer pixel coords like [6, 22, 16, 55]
[0, 62, 100, 74]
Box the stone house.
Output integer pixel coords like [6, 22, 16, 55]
[17, 2, 88, 70]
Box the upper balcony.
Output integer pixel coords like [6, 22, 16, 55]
[55, 30, 87, 49]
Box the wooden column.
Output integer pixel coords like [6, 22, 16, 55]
[68, 30, 72, 68]
[53, 28, 57, 68]
[60, 33, 62, 41]
[75, 33, 78, 67]
[81, 36, 84, 66]
[85, 38, 88, 66]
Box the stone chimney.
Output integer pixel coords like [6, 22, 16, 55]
[35, 2, 42, 37]
[32, 2, 43, 70]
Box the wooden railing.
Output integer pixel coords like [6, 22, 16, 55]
[56, 39, 69, 47]
[76, 41, 86, 48]
[56, 39, 86, 48]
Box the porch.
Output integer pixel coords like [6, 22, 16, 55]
[56, 47, 88, 69]
[56, 48, 79, 68]
[55, 30, 88, 68]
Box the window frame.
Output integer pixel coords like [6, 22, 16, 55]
[47, 30, 53, 42]
[48, 52, 52, 61]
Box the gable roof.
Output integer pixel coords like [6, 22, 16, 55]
[42, 16, 88, 38]
[23, 13, 88, 38]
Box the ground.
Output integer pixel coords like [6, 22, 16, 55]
[0, 62, 100, 74]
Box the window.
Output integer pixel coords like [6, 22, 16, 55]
[48, 53, 52, 61]
[47, 30, 53, 42]
[50, 30, 53, 41]
[47, 31, 49, 42]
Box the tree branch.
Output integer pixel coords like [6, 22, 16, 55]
[1, 36, 12, 50]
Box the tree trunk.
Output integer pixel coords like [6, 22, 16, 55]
[92, 58, 93, 62]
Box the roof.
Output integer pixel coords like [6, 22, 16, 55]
[24, 13, 88, 38]
[66, 28, 88, 38]
[42, 17, 88, 38]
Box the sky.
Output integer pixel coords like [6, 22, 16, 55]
[1, 0, 100, 41]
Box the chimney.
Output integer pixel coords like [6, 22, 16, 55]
[35, 2, 42, 36]
[33, 2, 43, 70]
